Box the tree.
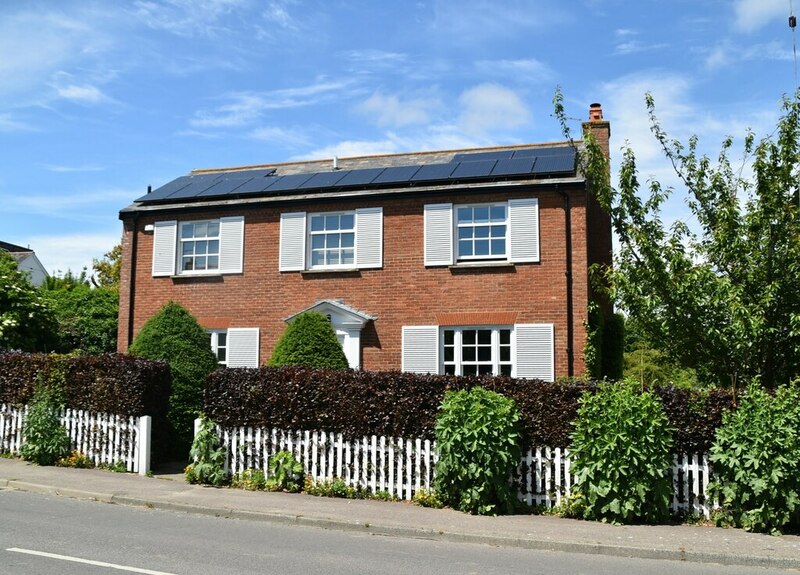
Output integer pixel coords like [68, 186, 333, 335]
[43, 285, 118, 354]
[569, 91, 800, 389]
[0, 251, 56, 351]
[268, 312, 349, 369]
[129, 302, 218, 455]
[92, 243, 121, 289]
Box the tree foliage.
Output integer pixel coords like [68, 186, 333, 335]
[0, 251, 56, 352]
[571, 91, 800, 388]
[92, 243, 121, 289]
[268, 312, 349, 369]
[129, 301, 218, 454]
[41, 281, 118, 355]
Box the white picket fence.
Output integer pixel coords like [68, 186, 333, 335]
[206, 422, 718, 517]
[0, 403, 151, 475]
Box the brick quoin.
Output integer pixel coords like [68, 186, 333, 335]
[118, 105, 612, 379]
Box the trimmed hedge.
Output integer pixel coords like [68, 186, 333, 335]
[204, 367, 735, 451]
[0, 352, 171, 418]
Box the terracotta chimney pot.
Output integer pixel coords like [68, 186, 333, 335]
[589, 103, 603, 121]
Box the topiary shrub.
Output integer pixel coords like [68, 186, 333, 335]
[129, 302, 218, 456]
[709, 382, 800, 534]
[268, 312, 349, 369]
[434, 386, 522, 515]
[569, 381, 673, 524]
[20, 387, 71, 466]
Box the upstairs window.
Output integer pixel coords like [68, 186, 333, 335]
[456, 204, 507, 261]
[309, 212, 355, 268]
[180, 220, 220, 273]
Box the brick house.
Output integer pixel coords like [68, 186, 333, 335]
[118, 104, 611, 381]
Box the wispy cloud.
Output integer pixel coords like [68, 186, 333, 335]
[458, 83, 531, 135]
[2, 189, 136, 219]
[612, 29, 667, 55]
[247, 126, 312, 147]
[131, 0, 249, 38]
[40, 164, 106, 173]
[29, 231, 123, 276]
[0, 113, 35, 132]
[55, 83, 110, 104]
[190, 81, 354, 128]
[705, 40, 792, 70]
[474, 58, 554, 83]
[357, 91, 442, 128]
[428, 0, 568, 41]
[733, 0, 786, 33]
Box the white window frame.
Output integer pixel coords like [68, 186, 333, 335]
[179, 220, 221, 275]
[307, 211, 357, 270]
[455, 203, 508, 262]
[208, 329, 228, 366]
[441, 325, 514, 377]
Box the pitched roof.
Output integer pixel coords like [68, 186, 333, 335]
[0, 240, 32, 254]
[121, 141, 582, 215]
[284, 300, 376, 325]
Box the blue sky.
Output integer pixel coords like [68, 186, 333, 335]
[0, 0, 794, 275]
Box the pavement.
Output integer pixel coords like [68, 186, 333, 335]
[1, 458, 799, 571]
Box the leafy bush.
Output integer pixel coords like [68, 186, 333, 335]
[412, 488, 443, 509]
[268, 312, 349, 369]
[56, 450, 95, 469]
[570, 381, 673, 524]
[266, 451, 304, 492]
[20, 387, 71, 466]
[129, 302, 218, 454]
[186, 416, 228, 486]
[231, 469, 266, 491]
[434, 387, 522, 515]
[0, 251, 56, 352]
[709, 382, 800, 534]
[43, 284, 118, 354]
[303, 476, 366, 499]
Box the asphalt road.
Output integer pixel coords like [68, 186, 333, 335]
[0, 488, 794, 575]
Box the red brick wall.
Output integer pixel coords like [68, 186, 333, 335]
[118, 184, 594, 377]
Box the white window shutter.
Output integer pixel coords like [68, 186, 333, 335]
[279, 212, 306, 271]
[401, 326, 439, 374]
[508, 198, 540, 263]
[152, 220, 177, 277]
[219, 215, 244, 274]
[424, 203, 453, 266]
[355, 207, 383, 269]
[514, 323, 554, 381]
[227, 328, 260, 368]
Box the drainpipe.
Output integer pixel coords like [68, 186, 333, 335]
[557, 185, 575, 377]
[127, 214, 139, 350]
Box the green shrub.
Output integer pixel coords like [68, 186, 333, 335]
[709, 382, 800, 534]
[268, 312, 349, 369]
[231, 469, 266, 491]
[20, 387, 71, 466]
[56, 450, 95, 469]
[412, 488, 443, 509]
[43, 284, 118, 355]
[570, 381, 673, 524]
[265, 451, 304, 492]
[303, 476, 365, 499]
[434, 387, 522, 515]
[129, 302, 218, 454]
[186, 416, 228, 486]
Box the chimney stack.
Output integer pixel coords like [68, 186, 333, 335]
[588, 102, 603, 122]
[582, 101, 610, 162]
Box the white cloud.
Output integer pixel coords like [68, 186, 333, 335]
[190, 81, 353, 128]
[298, 139, 401, 160]
[357, 92, 441, 128]
[131, 0, 248, 38]
[458, 83, 531, 135]
[56, 83, 109, 104]
[40, 164, 106, 173]
[3, 189, 136, 219]
[247, 126, 311, 147]
[733, 0, 786, 33]
[474, 58, 554, 83]
[0, 113, 34, 132]
[705, 44, 730, 69]
[29, 231, 123, 276]
[429, 0, 568, 40]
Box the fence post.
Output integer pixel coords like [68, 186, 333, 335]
[137, 416, 152, 476]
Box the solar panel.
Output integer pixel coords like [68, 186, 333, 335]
[513, 146, 574, 158]
[491, 158, 536, 176]
[411, 163, 456, 181]
[136, 176, 193, 202]
[233, 175, 282, 195]
[336, 167, 384, 186]
[450, 160, 497, 179]
[196, 177, 253, 197]
[372, 165, 421, 184]
[162, 174, 223, 200]
[262, 173, 314, 192]
[452, 150, 513, 163]
[298, 171, 350, 189]
[531, 154, 576, 174]
[223, 168, 276, 179]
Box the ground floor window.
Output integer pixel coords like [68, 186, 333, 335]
[208, 330, 227, 366]
[442, 326, 512, 376]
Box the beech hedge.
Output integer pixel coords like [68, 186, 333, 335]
[204, 367, 735, 451]
[0, 352, 171, 418]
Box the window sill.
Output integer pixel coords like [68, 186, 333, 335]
[301, 268, 361, 275]
[171, 273, 227, 279]
[448, 261, 515, 270]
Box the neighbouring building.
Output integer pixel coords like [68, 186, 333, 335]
[117, 104, 612, 381]
[0, 240, 48, 287]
